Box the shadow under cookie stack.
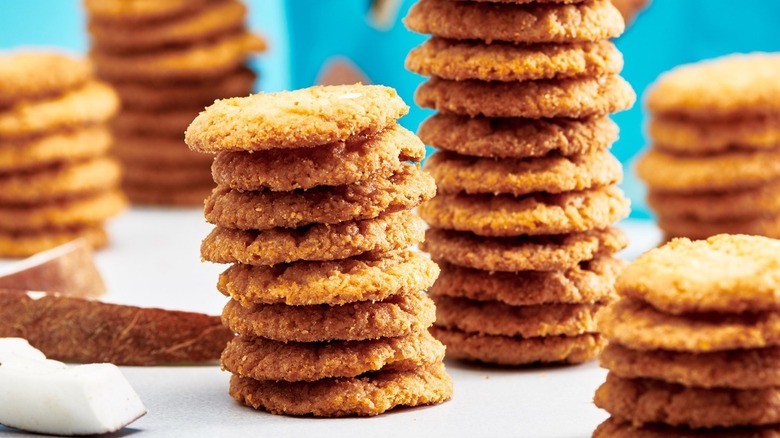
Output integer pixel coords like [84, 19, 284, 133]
[0, 52, 126, 257]
[83, 0, 265, 206]
[638, 54, 780, 240]
[186, 84, 453, 416]
[594, 234, 780, 436]
[405, 0, 634, 365]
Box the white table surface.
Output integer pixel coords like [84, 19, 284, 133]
[0, 208, 662, 438]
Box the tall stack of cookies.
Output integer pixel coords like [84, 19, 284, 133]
[185, 84, 453, 416]
[0, 52, 125, 257]
[594, 234, 780, 436]
[83, 0, 265, 205]
[638, 54, 780, 240]
[404, 0, 634, 365]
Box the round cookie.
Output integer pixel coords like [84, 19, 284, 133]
[418, 186, 630, 237]
[205, 163, 435, 230]
[0, 126, 112, 172]
[186, 84, 409, 152]
[430, 256, 623, 306]
[0, 52, 92, 108]
[415, 75, 635, 119]
[83, 0, 209, 22]
[649, 115, 780, 154]
[406, 38, 622, 82]
[597, 298, 780, 353]
[122, 184, 213, 207]
[422, 227, 628, 272]
[111, 107, 201, 137]
[404, 0, 624, 44]
[658, 214, 780, 241]
[600, 342, 780, 389]
[210, 125, 425, 191]
[229, 362, 453, 417]
[0, 190, 126, 231]
[430, 326, 605, 365]
[222, 290, 436, 342]
[112, 136, 215, 166]
[0, 224, 108, 258]
[122, 161, 212, 188]
[594, 417, 780, 438]
[647, 180, 780, 221]
[426, 149, 622, 196]
[221, 331, 445, 382]
[594, 373, 780, 428]
[418, 114, 618, 159]
[218, 250, 439, 306]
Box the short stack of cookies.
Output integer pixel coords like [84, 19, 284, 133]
[404, 0, 634, 365]
[0, 52, 126, 257]
[594, 234, 780, 436]
[638, 54, 780, 240]
[185, 84, 453, 416]
[83, 0, 265, 206]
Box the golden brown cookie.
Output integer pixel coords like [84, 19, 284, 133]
[229, 362, 452, 417]
[222, 290, 436, 342]
[0, 126, 112, 172]
[406, 38, 622, 82]
[598, 298, 780, 353]
[649, 115, 780, 154]
[111, 106, 200, 137]
[658, 214, 780, 241]
[418, 114, 618, 159]
[426, 149, 622, 196]
[415, 75, 635, 118]
[593, 417, 780, 438]
[205, 164, 435, 230]
[210, 125, 425, 191]
[112, 136, 215, 166]
[0, 52, 92, 108]
[430, 256, 623, 306]
[422, 227, 628, 272]
[201, 211, 425, 266]
[0, 190, 126, 231]
[217, 250, 439, 306]
[0, 224, 108, 258]
[419, 186, 630, 237]
[122, 184, 213, 207]
[647, 181, 780, 221]
[186, 84, 409, 152]
[404, 0, 624, 43]
[221, 331, 445, 382]
[594, 373, 780, 428]
[121, 161, 211, 188]
[83, 0, 209, 22]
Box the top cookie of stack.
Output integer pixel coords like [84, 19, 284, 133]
[639, 54, 780, 240]
[83, 0, 265, 206]
[405, 0, 634, 365]
[0, 52, 126, 257]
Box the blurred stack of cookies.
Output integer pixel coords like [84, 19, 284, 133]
[0, 52, 125, 257]
[639, 54, 780, 240]
[595, 234, 780, 436]
[186, 84, 453, 416]
[405, 0, 634, 365]
[83, 0, 265, 205]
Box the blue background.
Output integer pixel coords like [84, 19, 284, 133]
[3, 0, 779, 218]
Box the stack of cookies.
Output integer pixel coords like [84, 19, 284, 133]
[185, 84, 453, 416]
[638, 54, 780, 240]
[83, 0, 265, 205]
[405, 0, 634, 365]
[0, 52, 125, 257]
[594, 234, 780, 436]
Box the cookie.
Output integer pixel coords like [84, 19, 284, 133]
[222, 290, 436, 342]
[430, 256, 623, 306]
[594, 373, 780, 428]
[422, 227, 628, 272]
[426, 149, 622, 196]
[611, 0, 650, 25]
[593, 417, 780, 438]
[204, 163, 435, 230]
[597, 298, 780, 353]
[112, 136, 215, 166]
[415, 75, 635, 118]
[186, 84, 409, 152]
[217, 250, 439, 306]
[111, 106, 201, 137]
[658, 214, 780, 241]
[430, 326, 604, 365]
[647, 180, 780, 221]
[121, 161, 211, 188]
[229, 362, 452, 417]
[406, 38, 622, 82]
[0, 126, 112, 172]
[418, 186, 630, 237]
[0, 224, 108, 258]
[404, 0, 624, 43]
[0, 81, 119, 138]
[83, 0, 209, 22]
[600, 342, 780, 389]
[418, 114, 618, 159]
[0, 52, 92, 108]
[221, 331, 444, 382]
[0, 157, 121, 204]
[636, 148, 780, 193]
[617, 234, 780, 314]
[646, 53, 780, 120]
[649, 115, 780, 154]
[201, 211, 425, 266]
[122, 184, 213, 207]
[0, 189, 126, 231]
[210, 125, 425, 191]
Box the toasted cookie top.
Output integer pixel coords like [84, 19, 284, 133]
[186, 84, 409, 152]
[618, 234, 780, 314]
[0, 52, 92, 108]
